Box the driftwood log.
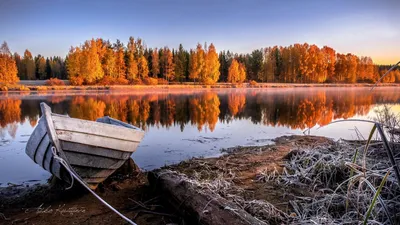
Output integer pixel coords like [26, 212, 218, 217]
[148, 170, 268, 225]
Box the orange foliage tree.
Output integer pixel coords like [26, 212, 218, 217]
[60, 37, 399, 85]
[203, 43, 220, 84]
[228, 59, 246, 83]
[162, 48, 174, 81]
[138, 56, 149, 79]
[151, 48, 160, 78]
[0, 42, 19, 84]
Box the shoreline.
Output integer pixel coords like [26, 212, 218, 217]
[0, 82, 399, 94]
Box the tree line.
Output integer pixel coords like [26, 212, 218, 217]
[0, 39, 399, 85]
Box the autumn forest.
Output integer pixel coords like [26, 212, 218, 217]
[0, 37, 399, 86]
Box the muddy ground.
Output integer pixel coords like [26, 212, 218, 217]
[0, 135, 333, 225]
[0, 161, 183, 225]
[163, 135, 334, 213]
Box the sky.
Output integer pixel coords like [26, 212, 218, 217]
[0, 0, 399, 64]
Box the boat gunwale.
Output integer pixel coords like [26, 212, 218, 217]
[51, 113, 145, 139]
[55, 128, 142, 143]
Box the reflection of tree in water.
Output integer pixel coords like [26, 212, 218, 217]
[189, 92, 220, 132]
[69, 97, 106, 120]
[0, 99, 21, 138]
[3, 89, 400, 139]
[245, 90, 380, 129]
[0, 99, 21, 127]
[104, 96, 129, 122]
[165, 99, 176, 127]
[127, 99, 140, 127]
[295, 92, 330, 129]
[49, 96, 67, 104]
[29, 115, 39, 127]
[173, 97, 190, 132]
[228, 93, 246, 117]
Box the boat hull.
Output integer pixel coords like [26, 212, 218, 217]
[25, 104, 145, 189]
[26, 118, 64, 180]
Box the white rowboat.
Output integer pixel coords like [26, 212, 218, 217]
[25, 103, 145, 189]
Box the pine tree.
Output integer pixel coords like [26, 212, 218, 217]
[49, 57, 63, 79]
[36, 55, 47, 79]
[218, 51, 227, 82]
[144, 48, 152, 77]
[174, 44, 188, 82]
[45, 58, 52, 79]
[249, 49, 263, 81]
[274, 46, 282, 81]
[52, 57, 63, 78]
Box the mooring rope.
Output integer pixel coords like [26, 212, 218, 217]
[51, 147, 138, 225]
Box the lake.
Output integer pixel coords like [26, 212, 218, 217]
[1, 87, 399, 186]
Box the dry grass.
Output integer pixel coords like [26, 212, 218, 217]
[259, 138, 400, 224]
[161, 133, 399, 224]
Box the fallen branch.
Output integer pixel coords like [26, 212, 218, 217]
[148, 170, 273, 225]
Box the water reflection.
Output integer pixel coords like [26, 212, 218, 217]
[2, 88, 400, 185]
[0, 99, 22, 138]
[1, 88, 400, 138]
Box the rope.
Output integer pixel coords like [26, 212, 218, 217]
[51, 147, 138, 225]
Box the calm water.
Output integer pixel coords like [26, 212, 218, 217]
[1, 87, 399, 186]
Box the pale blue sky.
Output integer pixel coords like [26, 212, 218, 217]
[0, 0, 398, 64]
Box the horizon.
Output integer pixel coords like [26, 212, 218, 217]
[1, 0, 399, 64]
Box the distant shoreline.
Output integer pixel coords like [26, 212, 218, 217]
[1, 81, 400, 93]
